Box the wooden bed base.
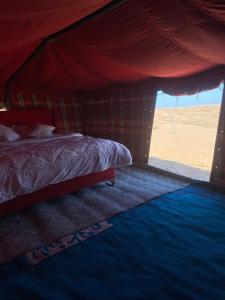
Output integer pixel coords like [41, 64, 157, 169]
[0, 168, 116, 217]
[0, 109, 116, 217]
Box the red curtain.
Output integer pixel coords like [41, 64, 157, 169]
[82, 82, 157, 163]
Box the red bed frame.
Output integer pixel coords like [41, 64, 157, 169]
[0, 109, 115, 216]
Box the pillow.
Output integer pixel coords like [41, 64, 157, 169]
[12, 124, 36, 139]
[29, 123, 56, 138]
[0, 124, 20, 142]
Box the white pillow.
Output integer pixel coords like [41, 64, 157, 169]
[29, 123, 55, 138]
[0, 124, 20, 142]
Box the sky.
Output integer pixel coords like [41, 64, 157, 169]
[156, 82, 224, 108]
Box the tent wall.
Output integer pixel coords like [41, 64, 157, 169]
[210, 84, 225, 186]
[5, 73, 225, 178]
[4, 81, 157, 163]
[0, 86, 5, 109]
[6, 84, 83, 133]
[82, 82, 157, 163]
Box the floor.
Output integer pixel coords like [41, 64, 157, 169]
[0, 166, 190, 264]
[1, 181, 225, 299]
[149, 157, 210, 182]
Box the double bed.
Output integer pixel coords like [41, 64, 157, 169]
[0, 109, 132, 216]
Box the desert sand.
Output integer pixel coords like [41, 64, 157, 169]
[149, 105, 220, 181]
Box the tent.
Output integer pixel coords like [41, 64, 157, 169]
[1, 0, 225, 184]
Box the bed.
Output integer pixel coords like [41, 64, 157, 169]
[0, 109, 132, 216]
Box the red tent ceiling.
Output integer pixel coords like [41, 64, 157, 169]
[0, 0, 111, 86]
[1, 0, 225, 94]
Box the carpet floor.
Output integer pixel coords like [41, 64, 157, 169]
[0, 166, 190, 264]
[1, 182, 225, 300]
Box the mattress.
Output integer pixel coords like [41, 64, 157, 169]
[0, 134, 132, 203]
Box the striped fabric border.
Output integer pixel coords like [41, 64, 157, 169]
[0, 220, 113, 277]
[25, 221, 113, 266]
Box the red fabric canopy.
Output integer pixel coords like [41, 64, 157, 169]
[0, 0, 111, 87]
[1, 0, 225, 94]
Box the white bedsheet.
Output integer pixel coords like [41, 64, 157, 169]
[0, 134, 132, 203]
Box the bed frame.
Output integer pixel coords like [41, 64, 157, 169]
[0, 109, 115, 216]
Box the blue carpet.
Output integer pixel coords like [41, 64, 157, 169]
[1, 183, 225, 300]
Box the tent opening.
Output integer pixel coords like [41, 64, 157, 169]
[148, 82, 224, 181]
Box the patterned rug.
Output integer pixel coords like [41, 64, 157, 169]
[0, 166, 190, 264]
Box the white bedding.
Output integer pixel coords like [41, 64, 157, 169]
[0, 134, 132, 203]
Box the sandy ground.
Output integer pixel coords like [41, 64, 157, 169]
[149, 105, 220, 181]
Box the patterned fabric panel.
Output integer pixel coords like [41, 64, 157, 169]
[83, 83, 157, 163]
[6, 82, 157, 163]
[8, 84, 83, 134]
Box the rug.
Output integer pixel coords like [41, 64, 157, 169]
[1, 183, 225, 299]
[0, 166, 190, 264]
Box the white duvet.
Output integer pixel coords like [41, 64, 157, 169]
[0, 134, 132, 203]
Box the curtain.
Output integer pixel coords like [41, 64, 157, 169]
[82, 82, 157, 163]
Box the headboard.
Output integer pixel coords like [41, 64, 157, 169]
[0, 109, 54, 126]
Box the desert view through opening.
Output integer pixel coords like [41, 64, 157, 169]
[149, 83, 224, 181]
